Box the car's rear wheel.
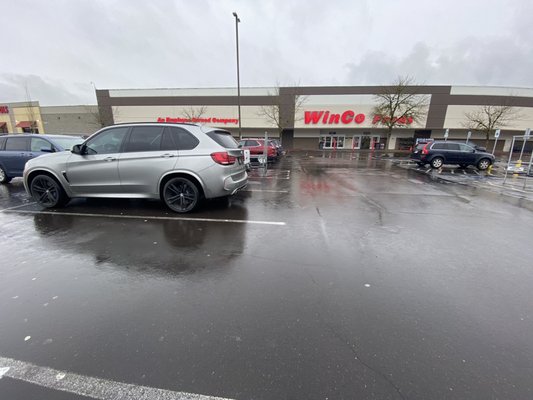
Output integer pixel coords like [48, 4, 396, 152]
[0, 166, 12, 184]
[430, 157, 444, 169]
[162, 177, 199, 213]
[477, 158, 492, 171]
[30, 174, 69, 208]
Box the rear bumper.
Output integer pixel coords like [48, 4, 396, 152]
[223, 171, 248, 193]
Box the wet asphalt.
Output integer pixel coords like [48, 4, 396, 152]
[1, 152, 533, 400]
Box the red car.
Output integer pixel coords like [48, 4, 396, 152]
[238, 138, 278, 162]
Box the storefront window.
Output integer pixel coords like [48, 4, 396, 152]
[319, 135, 345, 149]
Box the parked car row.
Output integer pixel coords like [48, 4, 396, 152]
[238, 138, 284, 163]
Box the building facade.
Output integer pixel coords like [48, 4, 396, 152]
[0, 101, 44, 134]
[40, 105, 102, 135]
[95, 85, 533, 152]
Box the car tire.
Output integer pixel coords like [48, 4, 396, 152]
[30, 174, 69, 208]
[430, 157, 444, 169]
[162, 177, 200, 213]
[0, 166, 12, 184]
[477, 158, 492, 171]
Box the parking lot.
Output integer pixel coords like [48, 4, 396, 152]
[1, 152, 533, 400]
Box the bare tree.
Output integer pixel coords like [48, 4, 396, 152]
[85, 105, 121, 128]
[84, 106, 106, 129]
[257, 84, 307, 139]
[463, 105, 518, 148]
[181, 106, 207, 121]
[372, 76, 429, 149]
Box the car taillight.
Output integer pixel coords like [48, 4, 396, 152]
[211, 152, 237, 165]
[422, 143, 430, 155]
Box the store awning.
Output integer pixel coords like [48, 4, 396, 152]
[16, 121, 34, 128]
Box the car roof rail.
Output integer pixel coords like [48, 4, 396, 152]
[108, 121, 200, 127]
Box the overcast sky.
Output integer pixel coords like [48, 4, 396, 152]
[2, 0, 532, 105]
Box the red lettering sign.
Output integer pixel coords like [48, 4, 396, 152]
[304, 110, 413, 125]
[0, 106, 8, 114]
[341, 110, 354, 124]
[157, 117, 238, 125]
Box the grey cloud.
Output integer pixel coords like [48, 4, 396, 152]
[0, 74, 94, 105]
[345, 37, 533, 86]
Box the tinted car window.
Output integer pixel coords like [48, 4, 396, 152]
[447, 143, 460, 150]
[458, 143, 474, 152]
[5, 137, 29, 151]
[124, 126, 164, 152]
[0, 137, 6, 150]
[31, 137, 53, 152]
[246, 140, 260, 146]
[85, 127, 129, 155]
[431, 142, 447, 150]
[206, 130, 238, 149]
[165, 127, 199, 150]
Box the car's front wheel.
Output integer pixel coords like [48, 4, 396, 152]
[30, 174, 69, 208]
[477, 158, 492, 171]
[0, 166, 12, 184]
[162, 177, 200, 213]
[430, 157, 444, 169]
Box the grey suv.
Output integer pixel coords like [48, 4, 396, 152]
[23, 123, 248, 213]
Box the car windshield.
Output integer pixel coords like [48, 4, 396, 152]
[51, 136, 84, 150]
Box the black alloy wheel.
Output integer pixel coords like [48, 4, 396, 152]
[163, 177, 200, 213]
[30, 174, 69, 208]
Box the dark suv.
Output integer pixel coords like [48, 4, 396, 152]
[410, 141, 495, 170]
[0, 134, 83, 184]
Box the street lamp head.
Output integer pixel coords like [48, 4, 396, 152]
[232, 12, 240, 22]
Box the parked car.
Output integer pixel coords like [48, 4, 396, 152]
[23, 123, 248, 213]
[410, 141, 495, 170]
[238, 138, 278, 162]
[269, 139, 285, 157]
[0, 134, 83, 184]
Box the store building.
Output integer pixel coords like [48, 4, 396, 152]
[41, 105, 102, 135]
[95, 85, 533, 152]
[0, 101, 44, 134]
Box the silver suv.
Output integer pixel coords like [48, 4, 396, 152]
[23, 123, 248, 213]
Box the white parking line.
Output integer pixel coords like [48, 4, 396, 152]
[0, 202, 37, 213]
[0, 355, 233, 400]
[243, 189, 289, 193]
[2, 209, 287, 226]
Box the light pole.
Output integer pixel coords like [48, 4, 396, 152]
[232, 12, 242, 139]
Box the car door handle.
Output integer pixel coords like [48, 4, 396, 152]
[161, 153, 175, 158]
[104, 157, 116, 162]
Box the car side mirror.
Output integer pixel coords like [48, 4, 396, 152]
[72, 144, 86, 155]
[41, 147, 55, 153]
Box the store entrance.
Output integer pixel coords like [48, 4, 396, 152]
[319, 135, 345, 149]
[353, 135, 380, 150]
